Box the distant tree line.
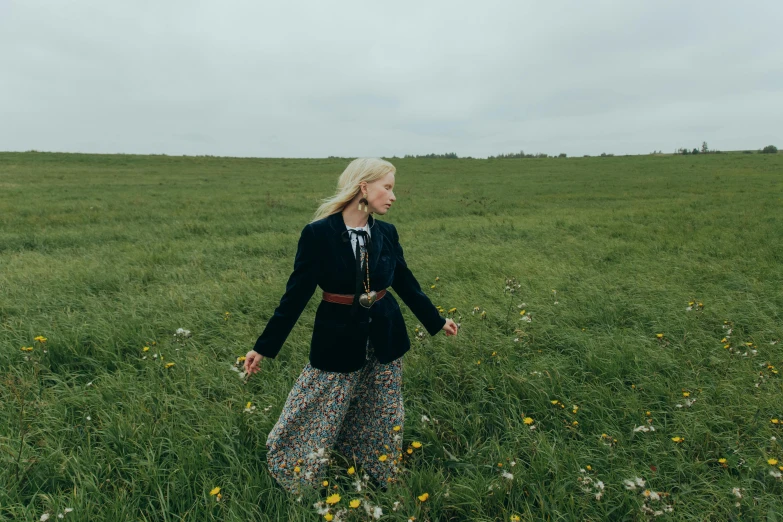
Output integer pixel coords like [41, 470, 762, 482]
[487, 150, 568, 159]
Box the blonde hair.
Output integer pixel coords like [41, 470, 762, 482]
[311, 158, 396, 222]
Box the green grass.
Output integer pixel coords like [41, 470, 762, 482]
[1, 151, 782, 521]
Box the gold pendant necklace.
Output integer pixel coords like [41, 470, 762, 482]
[358, 249, 377, 308]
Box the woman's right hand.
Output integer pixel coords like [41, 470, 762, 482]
[244, 350, 263, 376]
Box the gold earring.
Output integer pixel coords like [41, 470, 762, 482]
[358, 193, 369, 213]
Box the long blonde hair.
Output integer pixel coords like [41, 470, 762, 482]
[311, 158, 396, 222]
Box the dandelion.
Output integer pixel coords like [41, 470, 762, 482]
[523, 417, 534, 425]
[718, 458, 727, 466]
[323, 480, 329, 487]
[325, 493, 341, 505]
[417, 492, 429, 502]
[656, 333, 663, 339]
[143, 346, 150, 352]
[519, 309, 526, 315]
[430, 285, 436, 289]
[406, 448, 413, 454]
[768, 459, 779, 466]
[671, 436, 684, 443]
[510, 516, 521, 522]
[164, 362, 175, 369]
[349, 499, 360, 508]
[435, 277, 439, 281]
[448, 307, 457, 314]
[393, 425, 401, 431]
[772, 419, 780, 424]
[411, 441, 422, 448]
[682, 391, 690, 397]
[20, 346, 33, 352]
[378, 455, 388, 462]
[347, 466, 355, 475]
[210, 486, 221, 496]
[34, 336, 47, 343]
[324, 514, 333, 521]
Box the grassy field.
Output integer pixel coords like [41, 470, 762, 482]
[1, 151, 782, 521]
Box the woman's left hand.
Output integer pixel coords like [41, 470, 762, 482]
[442, 318, 459, 337]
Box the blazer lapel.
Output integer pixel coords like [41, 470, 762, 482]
[328, 212, 384, 278]
[329, 212, 359, 273]
[368, 215, 383, 275]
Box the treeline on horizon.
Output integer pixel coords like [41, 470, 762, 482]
[327, 143, 779, 161]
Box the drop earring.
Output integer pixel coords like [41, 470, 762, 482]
[358, 193, 369, 213]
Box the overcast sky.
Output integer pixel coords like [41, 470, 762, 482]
[1, 1, 781, 158]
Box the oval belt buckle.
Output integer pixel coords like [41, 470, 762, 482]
[359, 291, 377, 308]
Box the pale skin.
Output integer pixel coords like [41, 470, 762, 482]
[244, 171, 458, 376]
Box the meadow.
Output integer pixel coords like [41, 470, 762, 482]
[1, 151, 782, 521]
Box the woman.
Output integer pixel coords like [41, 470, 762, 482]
[244, 157, 458, 494]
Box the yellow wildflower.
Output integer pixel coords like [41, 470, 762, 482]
[411, 441, 422, 448]
[586, 465, 592, 471]
[523, 417, 534, 425]
[246, 402, 252, 410]
[430, 285, 436, 289]
[20, 346, 33, 352]
[572, 421, 579, 426]
[349, 499, 360, 508]
[324, 515, 333, 521]
[347, 466, 355, 475]
[164, 362, 175, 369]
[378, 454, 388, 462]
[656, 333, 663, 339]
[551, 400, 559, 405]
[769, 459, 779, 466]
[294, 466, 301, 473]
[720, 338, 727, 343]
[682, 392, 690, 397]
[510, 516, 521, 522]
[210, 486, 221, 496]
[448, 307, 457, 313]
[143, 346, 150, 352]
[34, 336, 47, 343]
[406, 448, 413, 454]
[772, 419, 780, 424]
[325, 493, 341, 505]
[418, 492, 429, 502]
[718, 458, 727, 465]
[435, 277, 439, 281]
[237, 356, 246, 362]
[671, 436, 684, 443]
[322, 480, 329, 487]
[393, 425, 401, 431]
[519, 310, 526, 315]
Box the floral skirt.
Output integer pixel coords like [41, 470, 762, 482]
[266, 341, 404, 494]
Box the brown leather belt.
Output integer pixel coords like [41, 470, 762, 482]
[323, 289, 387, 306]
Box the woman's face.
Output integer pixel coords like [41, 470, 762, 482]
[363, 171, 396, 215]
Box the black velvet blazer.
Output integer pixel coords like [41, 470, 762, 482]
[253, 211, 446, 373]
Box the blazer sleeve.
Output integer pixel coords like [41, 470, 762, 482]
[253, 224, 318, 358]
[390, 224, 446, 336]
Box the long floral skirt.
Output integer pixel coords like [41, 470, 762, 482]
[266, 341, 404, 494]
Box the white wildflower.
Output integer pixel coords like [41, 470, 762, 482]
[501, 471, 514, 480]
[732, 487, 742, 499]
[313, 501, 329, 515]
[634, 425, 655, 433]
[40, 515, 50, 522]
[392, 501, 401, 511]
[421, 414, 430, 423]
[770, 470, 782, 479]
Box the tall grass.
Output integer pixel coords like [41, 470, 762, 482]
[1, 152, 781, 520]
